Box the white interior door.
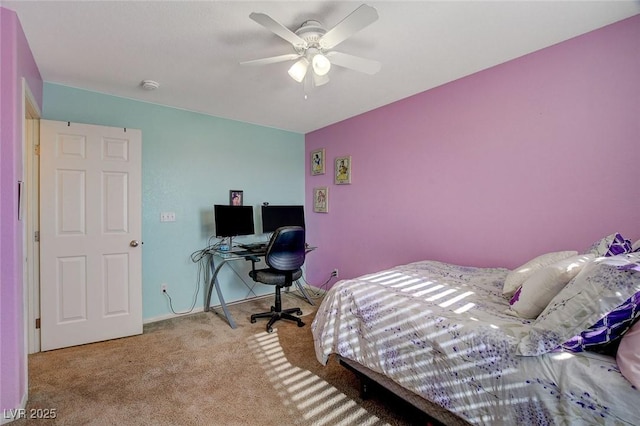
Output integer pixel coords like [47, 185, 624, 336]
[40, 120, 142, 351]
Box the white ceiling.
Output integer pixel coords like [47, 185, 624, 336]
[5, 1, 639, 134]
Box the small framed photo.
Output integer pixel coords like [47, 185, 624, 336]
[335, 156, 352, 184]
[313, 187, 329, 213]
[311, 148, 325, 175]
[229, 190, 243, 206]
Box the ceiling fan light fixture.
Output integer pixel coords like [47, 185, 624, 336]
[288, 58, 309, 83]
[313, 72, 330, 87]
[312, 53, 331, 76]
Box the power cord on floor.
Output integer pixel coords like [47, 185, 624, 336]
[162, 288, 199, 315]
[160, 236, 223, 316]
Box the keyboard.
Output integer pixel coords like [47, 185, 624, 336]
[238, 242, 267, 251]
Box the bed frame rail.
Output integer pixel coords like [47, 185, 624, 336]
[337, 355, 472, 426]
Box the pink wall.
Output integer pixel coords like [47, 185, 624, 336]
[0, 6, 43, 413]
[305, 15, 640, 285]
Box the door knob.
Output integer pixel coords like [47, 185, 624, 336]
[130, 240, 140, 247]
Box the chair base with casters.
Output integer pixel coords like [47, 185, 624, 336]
[249, 268, 304, 333]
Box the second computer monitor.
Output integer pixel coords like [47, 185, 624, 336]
[261, 205, 305, 233]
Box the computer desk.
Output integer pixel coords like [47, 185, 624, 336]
[204, 246, 316, 329]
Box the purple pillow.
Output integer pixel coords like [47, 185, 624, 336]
[561, 291, 640, 353]
[610, 236, 633, 256]
[585, 233, 633, 257]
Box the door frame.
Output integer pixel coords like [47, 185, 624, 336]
[22, 78, 41, 357]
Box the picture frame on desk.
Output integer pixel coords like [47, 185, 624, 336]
[313, 186, 329, 213]
[230, 190, 243, 206]
[311, 148, 325, 175]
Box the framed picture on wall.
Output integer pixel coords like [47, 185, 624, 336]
[335, 156, 351, 184]
[313, 186, 329, 213]
[311, 148, 325, 175]
[229, 190, 243, 206]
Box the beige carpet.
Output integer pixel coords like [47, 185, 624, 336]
[14, 294, 428, 425]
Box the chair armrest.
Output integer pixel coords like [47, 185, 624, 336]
[246, 255, 261, 280]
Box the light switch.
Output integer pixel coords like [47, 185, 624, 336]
[160, 212, 176, 222]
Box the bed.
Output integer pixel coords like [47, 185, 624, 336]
[311, 234, 640, 425]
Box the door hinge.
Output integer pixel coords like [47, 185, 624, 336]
[34, 231, 40, 242]
[34, 145, 40, 155]
[35, 318, 41, 329]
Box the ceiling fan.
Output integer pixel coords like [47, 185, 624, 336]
[240, 4, 381, 91]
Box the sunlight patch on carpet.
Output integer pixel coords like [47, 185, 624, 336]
[248, 330, 386, 426]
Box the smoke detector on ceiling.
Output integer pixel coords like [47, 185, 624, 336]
[140, 80, 159, 90]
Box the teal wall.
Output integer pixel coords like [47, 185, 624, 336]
[42, 83, 305, 321]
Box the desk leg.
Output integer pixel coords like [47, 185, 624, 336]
[294, 280, 315, 306]
[205, 256, 237, 329]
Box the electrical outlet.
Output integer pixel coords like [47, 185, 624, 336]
[331, 269, 339, 278]
[161, 283, 168, 293]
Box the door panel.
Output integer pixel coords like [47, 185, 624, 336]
[40, 120, 142, 351]
[103, 253, 130, 315]
[57, 256, 87, 322]
[57, 169, 86, 234]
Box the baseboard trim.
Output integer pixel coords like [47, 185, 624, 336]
[142, 294, 274, 325]
[143, 283, 325, 325]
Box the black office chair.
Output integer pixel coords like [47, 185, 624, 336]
[249, 226, 306, 333]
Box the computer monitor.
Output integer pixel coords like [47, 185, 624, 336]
[261, 205, 305, 233]
[214, 205, 255, 238]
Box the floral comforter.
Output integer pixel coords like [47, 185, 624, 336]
[311, 260, 640, 425]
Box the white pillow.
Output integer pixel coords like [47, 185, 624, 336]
[617, 319, 640, 388]
[508, 254, 594, 319]
[502, 251, 578, 298]
[633, 239, 640, 252]
[518, 253, 640, 356]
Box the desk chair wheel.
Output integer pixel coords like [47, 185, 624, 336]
[250, 318, 257, 324]
[296, 309, 303, 316]
[297, 321, 305, 328]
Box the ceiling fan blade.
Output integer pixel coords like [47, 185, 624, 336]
[326, 51, 381, 75]
[249, 12, 307, 49]
[240, 53, 301, 66]
[319, 4, 379, 49]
